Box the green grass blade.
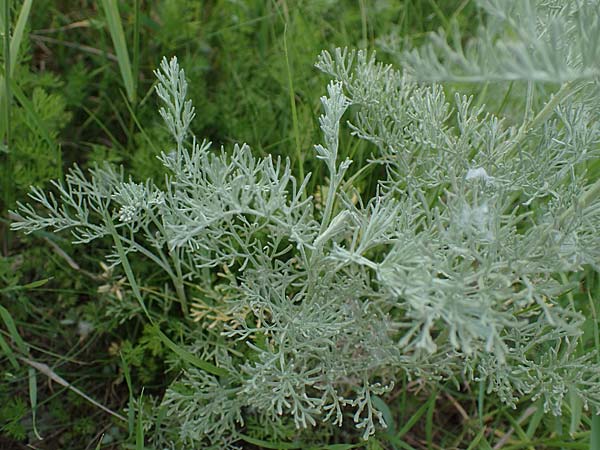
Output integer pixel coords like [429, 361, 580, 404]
[9, 0, 32, 70]
[28, 366, 42, 439]
[568, 385, 583, 436]
[525, 400, 545, 439]
[479, 437, 493, 450]
[478, 376, 486, 425]
[1, 0, 11, 217]
[82, 104, 124, 151]
[312, 445, 362, 450]
[0, 304, 27, 353]
[119, 89, 158, 154]
[100, 0, 135, 103]
[154, 327, 227, 377]
[426, 0, 450, 29]
[0, 332, 18, 369]
[553, 415, 563, 440]
[120, 352, 135, 438]
[132, 0, 140, 96]
[0, 0, 32, 141]
[106, 217, 226, 377]
[425, 390, 436, 449]
[466, 428, 486, 450]
[136, 391, 144, 450]
[238, 433, 301, 449]
[127, 0, 141, 142]
[396, 393, 435, 439]
[21, 356, 127, 422]
[104, 216, 148, 318]
[372, 395, 397, 435]
[377, 434, 418, 450]
[592, 415, 600, 450]
[238, 434, 362, 450]
[0, 304, 40, 439]
[589, 287, 600, 450]
[0, 276, 50, 293]
[283, 24, 303, 184]
[502, 408, 533, 445]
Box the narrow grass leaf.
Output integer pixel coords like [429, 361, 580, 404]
[82, 104, 124, 152]
[105, 216, 148, 318]
[28, 367, 42, 439]
[592, 415, 600, 450]
[589, 287, 600, 450]
[20, 356, 127, 422]
[0, 333, 18, 369]
[9, 0, 32, 70]
[568, 385, 583, 436]
[313, 445, 363, 450]
[21, 278, 51, 289]
[238, 433, 302, 449]
[0, 304, 25, 382]
[283, 25, 303, 183]
[478, 376, 486, 425]
[494, 407, 538, 450]
[154, 327, 227, 377]
[136, 391, 144, 450]
[377, 434, 418, 450]
[466, 428, 486, 450]
[0, 304, 27, 353]
[506, 438, 589, 449]
[0, 0, 10, 149]
[372, 395, 397, 436]
[107, 218, 226, 377]
[396, 394, 434, 439]
[0, 0, 32, 140]
[100, 0, 135, 103]
[119, 90, 158, 154]
[554, 415, 563, 438]
[239, 434, 362, 449]
[525, 400, 545, 439]
[120, 352, 135, 437]
[426, 0, 450, 29]
[479, 437, 494, 450]
[425, 390, 436, 449]
[0, 277, 50, 293]
[132, 0, 140, 95]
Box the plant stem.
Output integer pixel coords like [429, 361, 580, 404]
[319, 173, 338, 236]
[283, 24, 304, 186]
[170, 248, 189, 316]
[503, 80, 581, 161]
[1, 0, 11, 256]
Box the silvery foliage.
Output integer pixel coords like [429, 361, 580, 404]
[10, 1, 600, 445]
[402, 0, 600, 83]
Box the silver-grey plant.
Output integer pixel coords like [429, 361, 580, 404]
[11, 0, 600, 447]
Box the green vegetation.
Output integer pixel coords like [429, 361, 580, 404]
[2, 1, 599, 449]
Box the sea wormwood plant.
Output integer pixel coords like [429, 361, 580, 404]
[11, 1, 600, 446]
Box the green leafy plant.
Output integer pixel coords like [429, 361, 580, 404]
[10, 1, 600, 447]
[0, 0, 68, 211]
[0, 397, 27, 441]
